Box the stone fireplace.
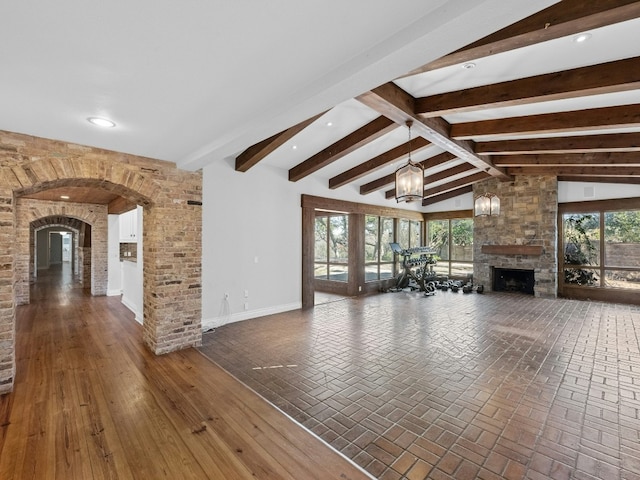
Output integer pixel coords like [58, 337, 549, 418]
[473, 175, 558, 298]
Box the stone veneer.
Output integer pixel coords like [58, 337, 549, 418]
[0, 130, 202, 394]
[473, 175, 558, 298]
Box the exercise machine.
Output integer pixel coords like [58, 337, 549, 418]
[389, 242, 437, 293]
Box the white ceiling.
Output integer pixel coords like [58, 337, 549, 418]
[0, 0, 556, 171]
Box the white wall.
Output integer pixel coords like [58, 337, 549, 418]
[201, 161, 640, 330]
[423, 191, 473, 213]
[558, 181, 640, 203]
[108, 207, 144, 324]
[120, 206, 144, 323]
[202, 158, 425, 330]
[107, 214, 122, 295]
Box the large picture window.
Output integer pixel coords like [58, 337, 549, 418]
[314, 214, 348, 282]
[427, 217, 473, 279]
[364, 216, 394, 282]
[561, 207, 640, 291]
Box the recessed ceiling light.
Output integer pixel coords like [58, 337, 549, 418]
[292, 145, 297, 150]
[573, 33, 592, 43]
[87, 117, 116, 128]
[60, 195, 70, 200]
[462, 62, 476, 69]
[326, 121, 333, 127]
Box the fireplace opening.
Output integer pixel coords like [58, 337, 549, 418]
[493, 268, 535, 295]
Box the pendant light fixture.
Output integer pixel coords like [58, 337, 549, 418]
[395, 120, 423, 203]
[474, 193, 500, 216]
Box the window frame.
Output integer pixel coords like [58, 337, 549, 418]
[558, 197, 640, 304]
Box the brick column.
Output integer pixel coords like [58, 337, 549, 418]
[142, 202, 202, 354]
[0, 190, 15, 393]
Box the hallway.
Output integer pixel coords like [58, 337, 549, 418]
[0, 265, 370, 479]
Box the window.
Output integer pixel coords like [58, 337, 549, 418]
[562, 213, 600, 286]
[314, 214, 349, 282]
[397, 219, 422, 250]
[427, 217, 473, 278]
[364, 216, 394, 282]
[396, 219, 423, 273]
[561, 209, 640, 291]
[604, 210, 640, 290]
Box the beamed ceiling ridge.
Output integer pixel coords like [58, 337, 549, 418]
[234, 1, 640, 209]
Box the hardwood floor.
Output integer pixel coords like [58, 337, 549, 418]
[0, 263, 371, 480]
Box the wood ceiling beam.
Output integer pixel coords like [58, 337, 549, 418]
[506, 166, 640, 176]
[357, 82, 509, 179]
[558, 175, 640, 185]
[235, 112, 325, 172]
[328, 137, 431, 189]
[415, 56, 640, 117]
[406, 1, 640, 74]
[476, 133, 640, 155]
[288, 116, 396, 182]
[422, 186, 473, 206]
[384, 163, 477, 199]
[494, 152, 640, 167]
[451, 104, 640, 140]
[421, 172, 491, 206]
[359, 152, 456, 195]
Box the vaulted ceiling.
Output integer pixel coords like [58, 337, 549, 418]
[3, 1, 640, 212]
[237, 1, 640, 207]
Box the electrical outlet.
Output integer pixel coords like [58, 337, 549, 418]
[244, 302, 249, 311]
[244, 289, 249, 298]
[224, 292, 229, 300]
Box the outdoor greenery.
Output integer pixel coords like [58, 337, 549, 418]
[563, 213, 599, 285]
[427, 219, 473, 257]
[314, 215, 348, 281]
[364, 216, 394, 263]
[605, 210, 640, 243]
[563, 210, 640, 289]
[426, 218, 473, 278]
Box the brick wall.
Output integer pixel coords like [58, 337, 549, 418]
[473, 176, 558, 298]
[0, 188, 15, 394]
[0, 130, 202, 394]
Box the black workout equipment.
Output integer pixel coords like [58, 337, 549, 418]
[389, 243, 437, 294]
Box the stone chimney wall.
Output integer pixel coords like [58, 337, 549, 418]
[473, 175, 558, 298]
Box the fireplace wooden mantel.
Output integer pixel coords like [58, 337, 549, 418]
[481, 244, 544, 256]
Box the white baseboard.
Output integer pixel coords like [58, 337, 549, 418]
[201, 302, 301, 332]
[121, 295, 143, 324]
[107, 289, 122, 296]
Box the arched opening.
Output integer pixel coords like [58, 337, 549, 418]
[33, 224, 80, 285]
[1, 131, 203, 394]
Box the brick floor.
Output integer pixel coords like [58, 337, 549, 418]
[198, 291, 640, 479]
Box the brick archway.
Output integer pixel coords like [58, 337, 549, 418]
[17, 203, 107, 304]
[32, 220, 82, 286]
[0, 131, 202, 394]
